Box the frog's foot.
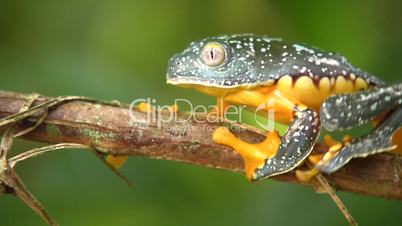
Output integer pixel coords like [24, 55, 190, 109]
[295, 153, 322, 182]
[296, 137, 347, 182]
[138, 102, 155, 113]
[213, 127, 280, 180]
[94, 151, 132, 186]
[317, 105, 402, 174]
[105, 154, 128, 169]
[296, 134, 356, 182]
[214, 107, 320, 180]
[321, 83, 401, 131]
[324, 134, 352, 147]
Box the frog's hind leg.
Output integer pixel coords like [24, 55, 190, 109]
[316, 83, 402, 174]
[213, 90, 320, 180]
[318, 105, 402, 173]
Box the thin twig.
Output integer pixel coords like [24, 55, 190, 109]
[315, 173, 358, 226]
[9, 143, 90, 167]
[14, 108, 48, 138]
[0, 93, 57, 226]
[306, 162, 357, 226]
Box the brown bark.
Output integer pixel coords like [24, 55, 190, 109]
[0, 91, 401, 200]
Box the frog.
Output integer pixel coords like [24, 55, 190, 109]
[166, 34, 402, 181]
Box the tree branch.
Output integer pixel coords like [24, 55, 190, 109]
[0, 90, 401, 200]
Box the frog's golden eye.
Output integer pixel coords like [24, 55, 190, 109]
[201, 42, 226, 67]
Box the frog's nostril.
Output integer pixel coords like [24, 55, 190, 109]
[170, 58, 184, 72]
[168, 56, 180, 68]
[167, 57, 181, 80]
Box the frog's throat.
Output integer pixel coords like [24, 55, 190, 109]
[167, 82, 240, 97]
[167, 78, 276, 98]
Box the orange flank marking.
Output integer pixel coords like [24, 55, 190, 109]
[138, 102, 154, 113]
[190, 75, 370, 117]
[334, 76, 354, 94]
[213, 127, 280, 180]
[355, 77, 369, 90]
[105, 155, 128, 169]
[276, 75, 368, 112]
[391, 127, 402, 154]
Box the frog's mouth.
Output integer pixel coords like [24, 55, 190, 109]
[167, 77, 242, 97]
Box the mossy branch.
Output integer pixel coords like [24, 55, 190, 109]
[0, 90, 401, 200]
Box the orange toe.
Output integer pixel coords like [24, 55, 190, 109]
[213, 127, 280, 180]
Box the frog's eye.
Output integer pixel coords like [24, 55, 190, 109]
[201, 42, 226, 67]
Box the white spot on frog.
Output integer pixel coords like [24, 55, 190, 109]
[370, 103, 378, 111]
[385, 96, 391, 102]
[317, 57, 340, 66]
[293, 44, 315, 54]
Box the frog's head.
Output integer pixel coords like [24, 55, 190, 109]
[167, 34, 262, 96]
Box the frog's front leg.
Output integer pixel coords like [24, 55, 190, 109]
[317, 84, 402, 173]
[213, 90, 320, 180]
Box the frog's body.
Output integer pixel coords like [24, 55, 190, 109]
[167, 34, 402, 180]
[168, 35, 381, 121]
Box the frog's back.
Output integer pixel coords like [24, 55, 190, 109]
[221, 35, 384, 110]
[223, 34, 383, 86]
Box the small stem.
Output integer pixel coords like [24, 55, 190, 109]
[0, 96, 95, 127]
[14, 109, 48, 138]
[9, 143, 90, 167]
[312, 166, 358, 226]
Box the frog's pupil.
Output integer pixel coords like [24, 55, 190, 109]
[209, 49, 215, 60]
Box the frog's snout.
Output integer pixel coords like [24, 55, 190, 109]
[167, 55, 178, 76]
[166, 54, 183, 82]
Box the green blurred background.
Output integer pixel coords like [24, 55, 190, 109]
[1, 0, 401, 225]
